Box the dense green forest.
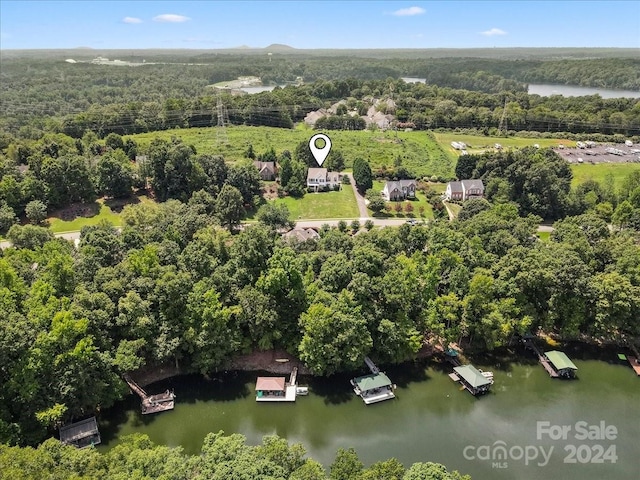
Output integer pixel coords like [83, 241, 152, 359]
[0, 433, 469, 480]
[1, 174, 639, 445]
[1, 54, 639, 139]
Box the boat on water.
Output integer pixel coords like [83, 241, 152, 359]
[479, 370, 494, 382]
[296, 386, 309, 396]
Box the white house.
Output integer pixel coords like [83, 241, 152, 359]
[444, 179, 485, 201]
[307, 168, 342, 192]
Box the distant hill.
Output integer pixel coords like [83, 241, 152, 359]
[264, 44, 295, 51]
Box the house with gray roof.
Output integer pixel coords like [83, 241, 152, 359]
[253, 161, 276, 181]
[444, 179, 485, 201]
[382, 179, 417, 201]
[283, 227, 320, 243]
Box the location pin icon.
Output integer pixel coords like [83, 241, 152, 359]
[309, 133, 332, 167]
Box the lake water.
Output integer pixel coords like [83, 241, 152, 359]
[528, 84, 640, 98]
[98, 350, 640, 480]
[400, 78, 640, 99]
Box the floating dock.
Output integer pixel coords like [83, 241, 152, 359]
[351, 357, 396, 404]
[256, 367, 306, 402]
[124, 374, 175, 414]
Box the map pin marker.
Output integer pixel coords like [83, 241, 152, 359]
[309, 133, 332, 167]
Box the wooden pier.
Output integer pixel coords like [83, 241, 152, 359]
[124, 374, 175, 415]
[523, 337, 559, 378]
[626, 356, 640, 376]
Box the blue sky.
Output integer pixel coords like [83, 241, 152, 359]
[1, 1, 639, 49]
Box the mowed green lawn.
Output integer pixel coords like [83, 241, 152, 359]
[47, 195, 154, 233]
[570, 163, 640, 187]
[48, 201, 122, 233]
[371, 180, 435, 219]
[270, 187, 359, 220]
[126, 125, 454, 179]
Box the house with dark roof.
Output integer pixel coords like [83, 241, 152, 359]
[382, 179, 417, 201]
[253, 161, 276, 181]
[444, 179, 484, 201]
[307, 168, 342, 192]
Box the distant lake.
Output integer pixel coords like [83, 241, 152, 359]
[401, 77, 426, 84]
[400, 78, 640, 99]
[528, 84, 640, 99]
[240, 85, 281, 94]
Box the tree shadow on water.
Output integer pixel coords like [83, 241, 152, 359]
[308, 372, 356, 406]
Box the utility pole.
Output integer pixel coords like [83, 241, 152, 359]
[498, 97, 508, 133]
[216, 92, 229, 145]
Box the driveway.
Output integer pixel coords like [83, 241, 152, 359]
[346, 173, 370, 220]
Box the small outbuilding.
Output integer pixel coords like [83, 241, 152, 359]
[59, 417, 101, 449]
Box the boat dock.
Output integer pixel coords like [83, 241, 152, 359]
[449, 365, 494, 396]
[625, 356, 640, 376]
[124, 374, 175, 414]
[256, 366, 306, 402]
[523, 337, 559, 378]
[351, 357, 396, 404]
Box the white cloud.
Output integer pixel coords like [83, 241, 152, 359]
[481, 28, 507, 36]
[392, 6, 426, 16]
[123, 17, 143, 24]
[153, 14, 190, 23]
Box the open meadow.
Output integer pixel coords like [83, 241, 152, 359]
[570, 162, 640, 187]
[126, 125, 455, 179]
[434, 132, 574, 157]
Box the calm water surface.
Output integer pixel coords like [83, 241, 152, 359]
[528, 84, 640, 98]
[99, 351, 640, 480]
[400, 77, 640, 99]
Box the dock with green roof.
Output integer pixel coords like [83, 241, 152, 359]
[544, 350, 578, 378]
[522, 336, 577, 379]
[450, 364, 494, 396]
[351, 357, 396, 404]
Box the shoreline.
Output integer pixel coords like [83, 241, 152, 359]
[129, 336, 637, 387]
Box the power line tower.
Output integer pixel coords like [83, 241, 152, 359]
[216, 92, 229, 145]
[498, 97, 508, 133]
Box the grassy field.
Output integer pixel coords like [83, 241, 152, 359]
[434, 132, 574, 158]
[570, 163, 640, 187]
[270, 187, 360, 220]
[126, 125, 454, 179]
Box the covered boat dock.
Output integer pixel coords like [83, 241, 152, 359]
[544, 350, 578, 378]
[59, 417, 101, 449]
[351, 372, 396, 404]
[451, 365, 493, 396]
